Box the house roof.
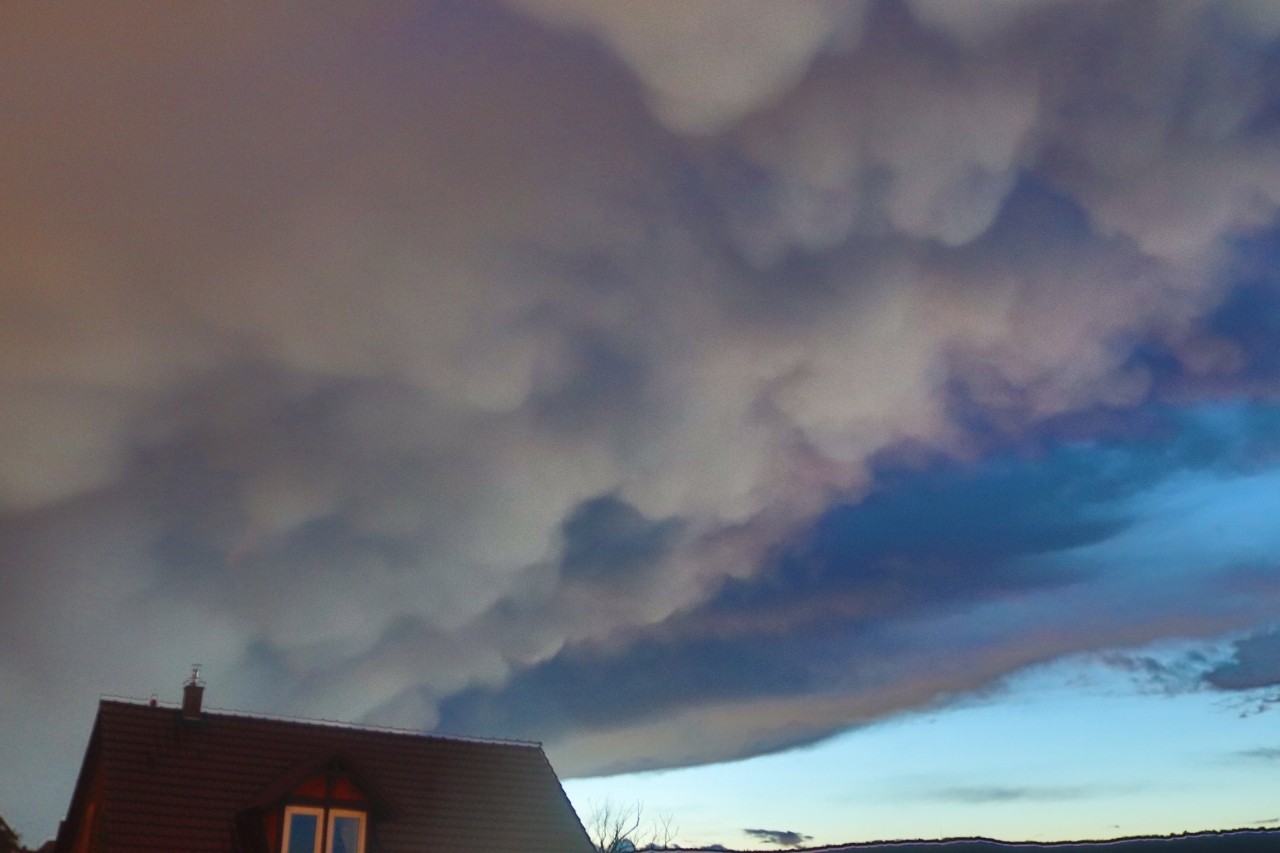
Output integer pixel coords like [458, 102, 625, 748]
[0, 815, 19, 853]
[61, 698, 594, 853]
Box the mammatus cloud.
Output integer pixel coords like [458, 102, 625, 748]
[4, 0, 1280, 841]
[743, 828, 815, 848]
[440, 409, 1280, 772]
[504, 0, 867, 135]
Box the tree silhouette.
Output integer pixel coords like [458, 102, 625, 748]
[585, 800, 677, 852]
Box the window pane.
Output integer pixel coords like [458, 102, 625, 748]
[330, 815, 362, 853]
[286, 813, 319, 853]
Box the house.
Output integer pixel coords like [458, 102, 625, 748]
[0, 816, 21, 853]
[55, 676, 595, 853]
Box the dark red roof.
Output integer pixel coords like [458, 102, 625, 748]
[60, 698, 594, 853]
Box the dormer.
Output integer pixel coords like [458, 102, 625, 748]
[244, 754, 392, 853]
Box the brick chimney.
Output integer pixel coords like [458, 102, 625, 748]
[181, 664, 205, 720]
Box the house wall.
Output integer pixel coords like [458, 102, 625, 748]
[66, 762, 104, 853]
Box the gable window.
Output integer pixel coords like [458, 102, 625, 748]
[282, 805, 365, 853]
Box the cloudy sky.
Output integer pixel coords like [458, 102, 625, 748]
[3, 1, 1280, 847]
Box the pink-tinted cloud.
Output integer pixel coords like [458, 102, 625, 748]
[4, 0, 1280, 841]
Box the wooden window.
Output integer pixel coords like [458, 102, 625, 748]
[282, 806, 324, 853]
[327, 809, 367, 853]
[282, 805, 364, 853]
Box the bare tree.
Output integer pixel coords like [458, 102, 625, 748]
[585, 800, 678, 852]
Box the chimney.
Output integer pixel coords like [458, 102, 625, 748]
[181, 664, 205, 720]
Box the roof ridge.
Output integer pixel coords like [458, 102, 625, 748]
[98, 695, 544, 748]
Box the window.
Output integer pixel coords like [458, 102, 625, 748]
[282, 807, 323, 853]
[328, 809, 366, 853]
[282, 805, 365, 853]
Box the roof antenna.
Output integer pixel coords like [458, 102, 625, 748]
[181, 663, 205, 720]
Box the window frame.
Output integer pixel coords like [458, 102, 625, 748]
[280, 803, 367, 853]
[326, 808, 367, 853]
[281, 805, 324, 853]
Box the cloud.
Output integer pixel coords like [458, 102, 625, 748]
[927, 786, 1092, 804]
[436, 440, 1139, 746]
[5, 0, 1280, 841]
[1101, 650, 1217, 697]
[743, 828, 815, 848]
[1204, 629, 1280, 691]
[436, 414, 1280, 775]
[1234, 747, 1280, 761]
[504, 0, 866, 134]
[559, 494, 684, 585]
[1101, 624, 1280, 716]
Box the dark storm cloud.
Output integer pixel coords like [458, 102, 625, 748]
[443, 442, 1135, 739]
[438, 628, 817, 745]
[1202, 232, 1280, 389]
[710, 446, 1135, 613]
[1204, 629, 1280, 691]
[440, 415, 1280, 766]
[7, 0, 1280, 841]
[1103, 624, 1280, 708]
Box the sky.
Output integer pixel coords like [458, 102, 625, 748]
[2, 0, 1280, 848]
